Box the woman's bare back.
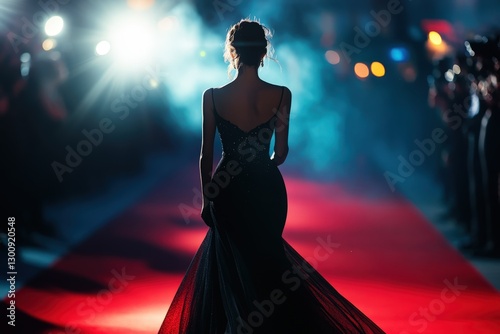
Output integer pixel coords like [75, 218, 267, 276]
[212, 81, 286, 133]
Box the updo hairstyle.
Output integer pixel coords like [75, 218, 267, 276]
[224, 19, 273, 74]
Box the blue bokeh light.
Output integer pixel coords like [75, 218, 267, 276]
[389, 47, 409, 62]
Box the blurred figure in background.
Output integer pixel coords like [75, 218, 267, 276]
[469, 34, 500, 257]
[428, 31, 500, 258]
[8, 51, 69, 246]
[428, 56, 470, 227]
[0, 34, 27, 245]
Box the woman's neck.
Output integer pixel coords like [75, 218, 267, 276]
[234, 65, 260, 83]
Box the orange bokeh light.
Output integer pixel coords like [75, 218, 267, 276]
[354, 63, 369, 79]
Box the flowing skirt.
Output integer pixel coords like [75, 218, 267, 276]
[158, 158, 385, 334]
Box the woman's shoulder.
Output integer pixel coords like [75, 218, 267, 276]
[259, 80, 288, 90]
[202, 84, 226, 98]
[204, 82, 291, 96]
[265, 82, 291, 96]
[203, 83, 229, 96]
[267, 84, 291, 100]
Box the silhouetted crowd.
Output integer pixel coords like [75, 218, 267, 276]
[428, 31, 500, 258]
[0, 34, 173, 248]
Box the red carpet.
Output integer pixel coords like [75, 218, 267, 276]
[4, 164, 500, 334]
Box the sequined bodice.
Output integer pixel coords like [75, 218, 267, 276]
[214, 111, 276, 163]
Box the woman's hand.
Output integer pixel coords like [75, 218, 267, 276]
[201, 202, 214, 228]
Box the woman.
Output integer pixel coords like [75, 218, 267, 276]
[158, 19, 385, 334]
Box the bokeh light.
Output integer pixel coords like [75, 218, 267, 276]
[370, 61, 386, 77]
[389, 47, 409, 62]
[127, 0, 155, 10]
[400, 64, 417, 82]
[158, 16, 179, 32]
[325, 50, 340, 65]
[445, 69, 454, 82]
[42, 38, 57, 51]
[148, 78, 159, 89]
[45, 16, 64, 36]
[20, 53, 31, 78]
[354, 63, 369, 79]
[428, 31, 442, 45]
[20, 53, 31, 63]
[95, 40, 111, 56]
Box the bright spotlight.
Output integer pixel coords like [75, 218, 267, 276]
[109, 18, 155, 65]
[96, 40, 111, 56]
[45, 16, 64, 36]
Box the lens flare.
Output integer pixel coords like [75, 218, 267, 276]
[109, 17, 156, 65]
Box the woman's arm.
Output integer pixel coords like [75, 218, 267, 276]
[271, 87, 292, 166]
[200, 89, 216, 209]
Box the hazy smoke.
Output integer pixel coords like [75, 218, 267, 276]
[157, 2, 352, 176]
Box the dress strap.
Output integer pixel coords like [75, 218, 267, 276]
[277, 86, 285, 110]
[211, 88, 216, 114]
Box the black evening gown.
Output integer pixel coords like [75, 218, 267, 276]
[158, 87, 385, 334]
